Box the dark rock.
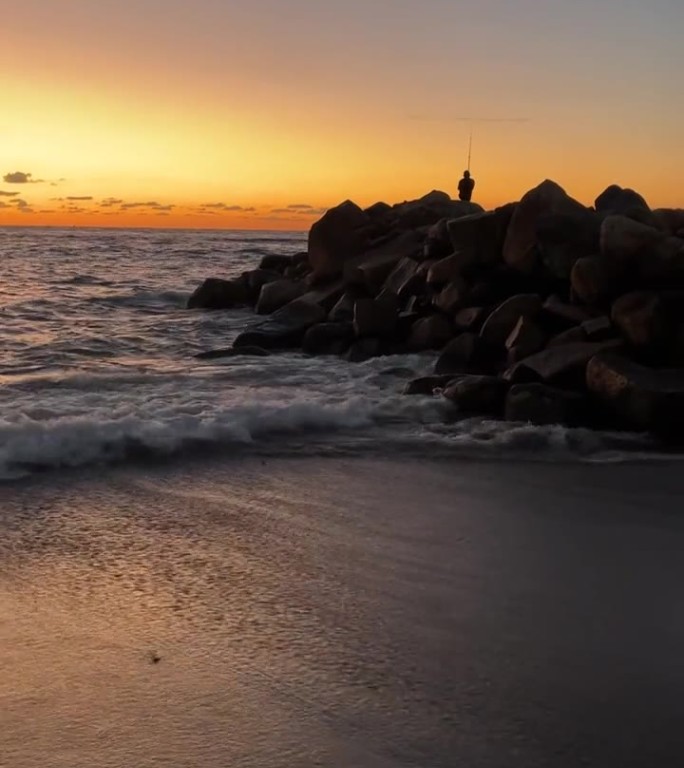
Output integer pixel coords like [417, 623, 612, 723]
[194, 346, 271, 360]
[454, 306, 486, 332]
[344, 231, 422, 292]
[347, 337, 382, 363]
[187, 277, 250, 310]
[611, 291, 667, 349]
[256, 279, 306, 315]
[571, 256, 612, 306]
[407, 315, 454, 351]
[505, 316, 546, 362]
[233, 299, 326, 349]
[480, 294, 543, 347]
[548, 326, 587, 347]
[581, 316, 614, 341]
[258, 254, 293, 273]
[392, 191, 482, 230]
[302, 322, 354, 355]
[505, 383, 583, 426]
[503, 180, 587, 272]
[308, 200, 371, 281]
[426, 252, 465, 286]
[595, 185, 655, 225]
[422, 219, 452, 260]
[435, 333, 488, 375]
[653, 208, 684, 236]
[298, 280, 345, 312]
[328, 291, 358, 323]
[586, 353, 684, 440]
[443, 375, 508, 416]
[404, 374, 460, 395]
[382, 257, 422, 300]
[245, 269, 282, 302]
[504, 340, 622, 385]
[353, 295, 399, 338]
[536, 209, 600, 279]
[447, 204, 516, 265]
[433, 279, 468, 314]
[542, 295, 593, 327]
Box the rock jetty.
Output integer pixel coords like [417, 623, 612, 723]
[188, 182, 684, 442]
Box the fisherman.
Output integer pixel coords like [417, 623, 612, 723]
[458, 170, 475, 202]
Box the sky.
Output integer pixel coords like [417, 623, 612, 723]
[0, 0, 682, 229]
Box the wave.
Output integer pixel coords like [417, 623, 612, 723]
[0, 394, 668, 481]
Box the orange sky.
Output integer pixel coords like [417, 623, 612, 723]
[1, 0, 682, 229]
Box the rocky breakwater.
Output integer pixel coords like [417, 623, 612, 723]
[188, 183, 684, 444]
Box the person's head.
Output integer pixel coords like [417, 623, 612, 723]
[463, 170, 470, 178]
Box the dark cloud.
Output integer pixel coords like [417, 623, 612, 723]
[100, 198, 124, 207]
[287, 204, 313, 210]
[0, 190, 20, 197]
[121, 201, 161, 209]
[3, 171, 44, 184]
[13, 199, 29, 208]
[66, 196, 93, 201]
[200, 203, 250, 212]
[270, 208, 297, 214]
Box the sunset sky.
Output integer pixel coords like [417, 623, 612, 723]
[1, 0, 681, 229]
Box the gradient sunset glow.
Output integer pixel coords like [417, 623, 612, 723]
[1, 0, 681, 229]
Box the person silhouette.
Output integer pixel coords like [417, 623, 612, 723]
[458, 170, 475, 202]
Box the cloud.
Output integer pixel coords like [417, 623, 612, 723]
[120, 201, 161, 209]
[0, 190, 20, 197]
[3, 171, 44, 184]
[100, 198, 124, 207]
[13, 199, 29, 208]
[200, 203, 253, 212]
[287, 204, 313, 210]
[66, 196, 93, 201]
[0, 201, 10, 209]
[270, 208, 297, 214]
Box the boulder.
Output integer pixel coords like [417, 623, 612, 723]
[343, 231, 422, 291]
[423, 219, 452, 260]
[426, 252, 465, 286]
[347, 337, 382, 363]
[570, 256, 612, 306]
[595, 185, 655, 226]
[187, 277, 250, 310]
[505, 316, 546, 362]
[233, 299, 326, 349]
[505, 383, 584, 426]
[433, 279, 468, 314]
[548, 326, 587, 347]
[480, 294, 543, 347]
[504, 340, 622, 385]
[611, 291, 667, 349]
[404, 374, 460, 395]
[407, 315, 454, 351]
[536, 209, 600, 279]
[381, 256, 423, 299]
[581, 316, 614, 341]
[307, 200, 371, 280]
[392, 191, 482, 229]
[353, 295, 399, 338]
[328, 291, 357, 323]
[258, 254, 293, 273]
[542, 295, 593, 328]
[298, 280, 345, 312]
[245, 269, 282, 302]
[443, 375, 508, 416]
[256, 279, 306, 315]
[435, 333, 489, 375]
[454, 306, 486, 332]
[653, 208, 684, 236]
[503, 180, 587, 272]
[302, 322, 354, 355]
[586, 353, 684, 441]
[447, 204, 516, 265]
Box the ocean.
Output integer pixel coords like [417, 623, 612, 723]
[2, 227, 684, 767]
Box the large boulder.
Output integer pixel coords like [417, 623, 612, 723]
[301, 322, 354, 355]
[258, 254, 293, 273]
[328, 290, 358, 322]
[307, 200, 371, 281]
[433, 279, 468, 314]
[504, 340, 622, 385]
[187, 277, 250, 310]
[426, 252, 466, 286]
[505, 316, 546, 363]
[422, 219, 452, 260]
[404, 374, 460, 395]
[255, 279, 306, 315]
[480, 294, 543, 347]
[347, 337, 382, 363]
[447, 204, 516, 265]
[503, 180, 587, 272]
[233, 299, 326, 349]
[611, 291, 667, 349]
[343, 231, 422, 292]
[245, 269, 282, 302]
[571, 256, 613, 306]
[542, 295, 593, 329]
[407, 315, 454, 351]
[586, 353, 684, 441]
[381, 256, 423, 300]
[535, 209, 600, 279]
[353, 295, 399, 338]
[443, 375, 508, 416]
[435, 333, 489, 375]
[653, 208, 684, 237]
[454, 306, 486, 332]
[595, 185, 655, 226]
[392, 190, 482, 229]
[505, 383, 584, 426]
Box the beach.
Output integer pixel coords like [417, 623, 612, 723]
[2, 455, 683, 767]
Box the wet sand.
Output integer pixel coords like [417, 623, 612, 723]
[1, 457, 683, 767]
